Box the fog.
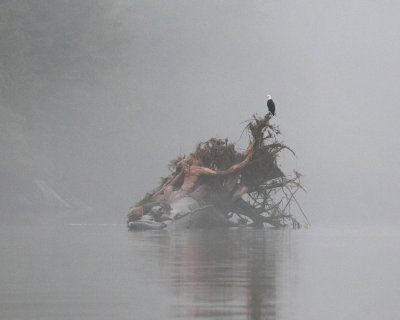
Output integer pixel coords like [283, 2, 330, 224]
[1, 0, 399, 226]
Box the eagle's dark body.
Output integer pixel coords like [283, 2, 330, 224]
[267, 98, 275, 116]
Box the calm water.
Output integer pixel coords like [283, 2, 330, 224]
[0, 224, 399, 320]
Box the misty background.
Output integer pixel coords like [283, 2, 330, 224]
[1, 0, 399, 226]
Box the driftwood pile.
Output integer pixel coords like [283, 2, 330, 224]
[127, 112, 308, 230]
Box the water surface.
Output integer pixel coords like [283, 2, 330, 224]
[0, 224, 399, 319]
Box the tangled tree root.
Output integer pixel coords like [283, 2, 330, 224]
[127, 112, 308, 229]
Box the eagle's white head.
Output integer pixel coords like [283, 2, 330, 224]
[266, 95, 272, 100]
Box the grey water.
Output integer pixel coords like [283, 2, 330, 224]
[1, 225, 399, 320]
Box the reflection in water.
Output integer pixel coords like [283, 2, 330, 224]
[134, 228, 296, 320]
[2, 225, 397, 320]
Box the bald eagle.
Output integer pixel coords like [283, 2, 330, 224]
[266, 95, 275, 116]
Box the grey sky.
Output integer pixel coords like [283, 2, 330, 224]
[1, 0, 399, 225]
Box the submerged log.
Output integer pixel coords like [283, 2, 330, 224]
[127, 111, 308, 230]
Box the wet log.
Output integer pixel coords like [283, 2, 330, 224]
[127, 111, 308, 230]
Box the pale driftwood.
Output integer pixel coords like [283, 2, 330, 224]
[127, 112, 308, 229]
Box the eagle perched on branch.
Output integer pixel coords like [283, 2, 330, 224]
[266, 95, 275, 116]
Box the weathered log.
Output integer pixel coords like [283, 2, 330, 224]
[127, 111, 308, 229]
